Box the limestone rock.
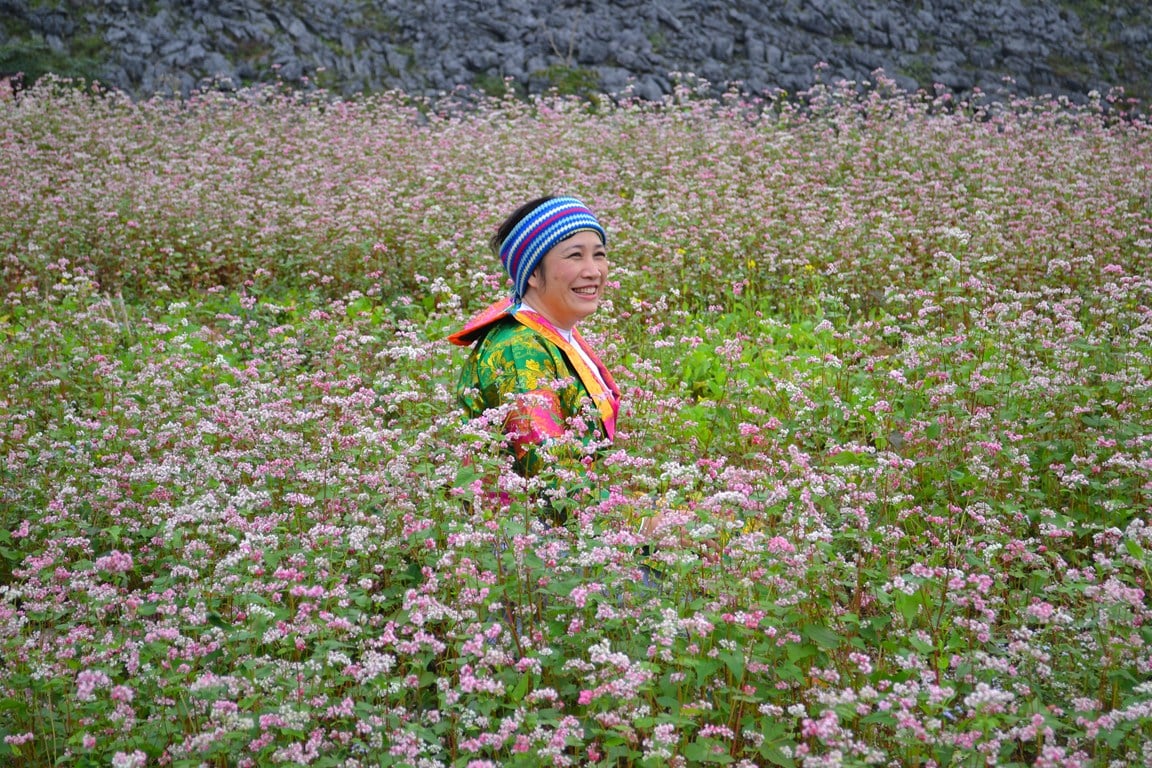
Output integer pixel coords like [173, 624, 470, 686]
[0, 0, 1147, 104]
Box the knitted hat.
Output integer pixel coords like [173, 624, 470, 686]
[499, 197, 606, 302]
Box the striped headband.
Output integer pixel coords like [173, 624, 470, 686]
[499, 197, 607, 302]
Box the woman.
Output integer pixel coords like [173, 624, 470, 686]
[448, 195, 620, 480]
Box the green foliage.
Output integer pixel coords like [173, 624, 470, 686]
[532, 63, 601, 97]
[475, 72, 525, 99]
[0, 37, 105, 85]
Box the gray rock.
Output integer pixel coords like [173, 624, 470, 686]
[284, 17, 308, 40]
[382, 44, 410, 72]
[870, 9, 894, 33]
[0, 0, 1147, 105]
[796, 9, 834, 37]
[105, 26, 130, 44]
[159, 38, 187, 57]
[613, 47, 641, 70]
[31, 9, 74, 38]
[712, 37, 734, 62]
[1002, 37, 1035, 57]
[699, 58, 727, 83]
[1119, 26, 1150, 45]
[746, 38, 765, 63]
[890, 73, 919, 92]
[279, 60, 303, 81]
[576, 39, 610, 66]
[183, 42, 207, 66]
[635, 74, 665, 101]
[933, 62, 971, 91]
[655, 4, 683, 33]
[121, 54, 147, 83]
[859, 26, 889, 48]
[471, 12, 503, 41]
[464, 49, 497, 72]
[597, 65, 632, 92]
[202, 51, 233, 80]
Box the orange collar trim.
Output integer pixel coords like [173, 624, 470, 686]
[447, 298, 517, 347]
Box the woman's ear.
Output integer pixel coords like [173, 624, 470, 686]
[526, 265, 544, 291]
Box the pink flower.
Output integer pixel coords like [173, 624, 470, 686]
[94, 550, 134, 574]
[109, 685, 134, 703]
[765, 537, 796, 555]
[111, 751, 147, 768]
[76, 669, 112, 701]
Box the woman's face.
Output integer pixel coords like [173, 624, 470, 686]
[523, 230, 608, 332]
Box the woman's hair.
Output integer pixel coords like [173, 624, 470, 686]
[490, 195, 559, 254]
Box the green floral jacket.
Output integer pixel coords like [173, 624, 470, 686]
[450, 300, 620, 477]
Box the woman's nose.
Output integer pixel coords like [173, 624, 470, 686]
[581, 254, 605, 276]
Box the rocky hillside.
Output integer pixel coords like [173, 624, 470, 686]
[2, 0, 1150, 103]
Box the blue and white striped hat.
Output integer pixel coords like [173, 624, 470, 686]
[499, 197, 606, 302]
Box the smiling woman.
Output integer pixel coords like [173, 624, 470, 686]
[447, 195, 621, 481]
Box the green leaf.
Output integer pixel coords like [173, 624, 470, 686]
[683, 740, 734, 764]
[510, 671, 531, 703]
[827, 450, 867, 466]
[759, 742, 796, 767]
[859, 613, 891, 643]
[894, 591, 920, 624]
[774, 662, 805, 683]
[861, 710, 897, 726]
[720, 650, 745, 680]
[784, 642, 816, 664]
[909, 633, 935, 654]
[0, 698, 26, 712]
[1103, 724, 1131, 749]
[802, 624, 840, 649]
[694, 658, 722, 688]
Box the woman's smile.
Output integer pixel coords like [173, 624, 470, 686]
[523, 230, 609, 331]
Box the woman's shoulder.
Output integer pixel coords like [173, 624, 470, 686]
[477, 318, 565, 366]
[483, 316, 553, 347]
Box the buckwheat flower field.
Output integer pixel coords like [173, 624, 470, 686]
[1, 73, 1150, 767]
